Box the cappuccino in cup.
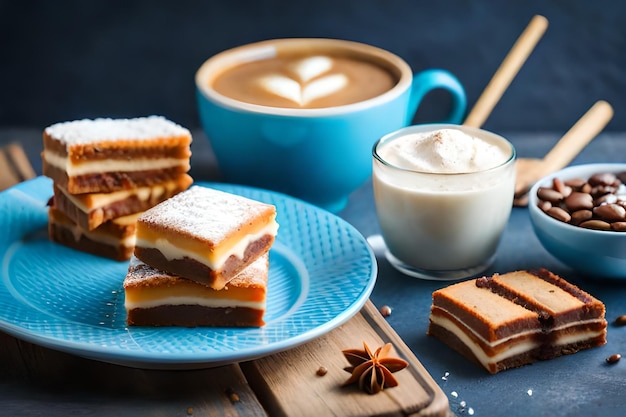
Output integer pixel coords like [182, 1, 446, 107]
[211, 52, 398, 109]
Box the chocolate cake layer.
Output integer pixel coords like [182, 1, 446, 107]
[43, 163, 190, 195]
[134, 234, 274, 289]
[126, 305, 265, 327]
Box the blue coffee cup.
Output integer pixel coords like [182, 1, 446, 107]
[196, 38, 466, 212]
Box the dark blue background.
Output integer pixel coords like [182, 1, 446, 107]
[1, 0, 625, 133]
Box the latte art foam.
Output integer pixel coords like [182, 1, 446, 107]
[212, 52, 397, 109]
[258, 57, 349, 106]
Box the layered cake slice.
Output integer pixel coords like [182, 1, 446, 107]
[124, 253, 269, 327]
[42, 116, 192, 194]
[427, 269, 607, 374]
[134, 185, 279, 290]
[48, 207, 140, 261]
[53, 174, 193, 230]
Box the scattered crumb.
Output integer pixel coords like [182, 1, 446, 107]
[379, 305, 392, 317]
[316, 366, 328, 376]
[606, 353, 621, 364]
[225, 388, 240, 403]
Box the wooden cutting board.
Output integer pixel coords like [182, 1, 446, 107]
[240, 300, 452, 417]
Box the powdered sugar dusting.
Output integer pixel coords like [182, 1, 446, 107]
[139, 186, 277, 243]
[44, 116, 191, 144]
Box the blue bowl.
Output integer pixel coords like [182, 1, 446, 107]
[528, 163, 626, 280]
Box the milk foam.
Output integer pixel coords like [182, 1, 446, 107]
[379, 128, 510, 173]
[257, 56, 348, 106]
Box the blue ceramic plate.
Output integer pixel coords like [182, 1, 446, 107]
[0, 177, 376, 369]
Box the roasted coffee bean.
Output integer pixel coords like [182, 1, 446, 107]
[547, 207, 571, 223]
[589, 172, 617, 187]
[564, 177, 587, 189]
[564, 192, 594, 211]
[537, 187, 563, 204]
[538, 200, 552, 212]
[594, 204, 626, 221]
[606, 353, 621, 364]
[570, 210, 593, 225]
[536, 171, 626, 232]
[612, 222, 626, 231]
[579, 219, 612, 231]
[613, 315, 626, 326]
[552, 177, 572, 197]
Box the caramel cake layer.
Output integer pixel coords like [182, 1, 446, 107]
[428, 270, 607, 374]
[53, 174, 193, 230]
[48, 207, 140, 261]
[124, 254, 268, 327]
[134, 185, 279, 289]
[41, 116, 192, 194]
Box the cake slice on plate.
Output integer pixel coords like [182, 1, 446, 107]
[427, 269, 607, 374]
[124, 254, 269, 327]
[134, 185, 279, 290]
[42, 116, 192, 194]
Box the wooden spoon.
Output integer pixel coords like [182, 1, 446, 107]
[464, 15, 548, 128]
[513, 100, 614, 205]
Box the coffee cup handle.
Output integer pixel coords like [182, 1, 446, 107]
[407, 69, 467, 125]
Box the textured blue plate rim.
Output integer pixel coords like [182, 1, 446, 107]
[0, 177, 377, 369]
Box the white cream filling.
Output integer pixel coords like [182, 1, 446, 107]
[554, 329, 606, 346]
[43, 150, 187, 176]
[430, 315, 541, 368]
[124, 296, 265, 310]
[59, 182, 170, 211]
[136, 221, 278, 271]
[65, 222, 136, 247]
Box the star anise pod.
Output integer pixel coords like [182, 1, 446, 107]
[341, 342, 408, 394]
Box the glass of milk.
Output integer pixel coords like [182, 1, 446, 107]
[372, 124, 516, 280]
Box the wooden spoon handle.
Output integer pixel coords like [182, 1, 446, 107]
[463, 15, 548, 128]
[540, 100, 614, 175]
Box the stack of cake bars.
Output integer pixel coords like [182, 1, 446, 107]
[428, 269, 607, 373]
[123, 185, 279, 327]
[41, 116, 193, 261]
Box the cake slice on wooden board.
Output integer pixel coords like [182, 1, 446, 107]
[124, 253, 269, 327]
[134, 185, 279, 290]
[427, 269, 607, 374]
[52, 174, 193, 231]
[41, 116, 192, 194]
[48, 207, 140, 261]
